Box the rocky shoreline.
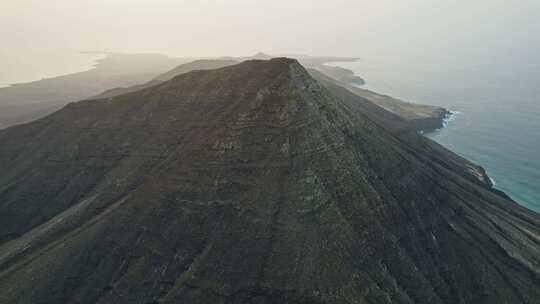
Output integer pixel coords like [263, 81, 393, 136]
[317, 61, 452, 133]
[322, 62, 509, 194]
[410, 108, 452, 133]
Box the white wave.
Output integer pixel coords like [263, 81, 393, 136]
[442, 110, 461, 128]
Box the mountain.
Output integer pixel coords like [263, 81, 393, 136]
[306, 69, 495, 188]
[0, 58, 538, 304]
[0, 53, 359, 129]
[153, 59, 240, 82]
[89, 55, 446, 132]
[0, 52, 447, 133]
[0, 52, 447, 138]
[91, 59, 239, 99]
[250, 52, 273, 60]
[307, 69, 449, 132]
[0, 53, 192, 128]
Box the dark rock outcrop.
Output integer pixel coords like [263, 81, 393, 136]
[0, 59, 538, 304]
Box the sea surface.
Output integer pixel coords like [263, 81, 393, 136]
[329, 59, 540, 213]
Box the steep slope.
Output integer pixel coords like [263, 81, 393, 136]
[91, 59, 239, 99]
[0, 52, 443, 134]
[153, 59, 239, 82]
[0, 59, 538, 304]
[308, 69, 495, 188]
[90, 56, 446, 133]
[307, 68, 448, 132]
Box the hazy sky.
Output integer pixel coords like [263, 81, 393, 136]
[1, 0, 540, 84]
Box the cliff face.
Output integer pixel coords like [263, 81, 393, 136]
[345, 86, 449, 132]
[306, 68, 448, 132]
[0, 59, 539, 304]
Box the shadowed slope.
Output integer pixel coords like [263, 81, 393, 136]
[308, 68, 496, 189]
[91, 59, 239, 99]
[0, 59, 538, 304]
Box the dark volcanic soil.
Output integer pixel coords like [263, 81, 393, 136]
[0, 58, 538, 304]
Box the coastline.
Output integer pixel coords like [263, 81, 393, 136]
[0, 54, 513, 202]
[299, 57, 365, 87]
[323, 61, 451, 133]
[324, 60, 511, 196]
[419, 109, 461, 134]
[409, 108, 453, 133]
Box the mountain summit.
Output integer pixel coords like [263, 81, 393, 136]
[0, 58, 538, 304]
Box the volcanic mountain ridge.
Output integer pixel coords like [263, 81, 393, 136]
[0, 58, 538, 304]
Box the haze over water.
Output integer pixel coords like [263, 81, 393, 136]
[330, 58, 540, 213]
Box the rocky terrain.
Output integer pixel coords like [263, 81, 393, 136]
[91, 59, 239, 100]
[0, 53, 446, 132]
[87, 55, 446, 133]
[0, 59, 538, 303]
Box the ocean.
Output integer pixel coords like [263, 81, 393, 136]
[329, 59, 540, 213]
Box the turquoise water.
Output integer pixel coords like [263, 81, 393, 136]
[330, 59, 540, 213]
